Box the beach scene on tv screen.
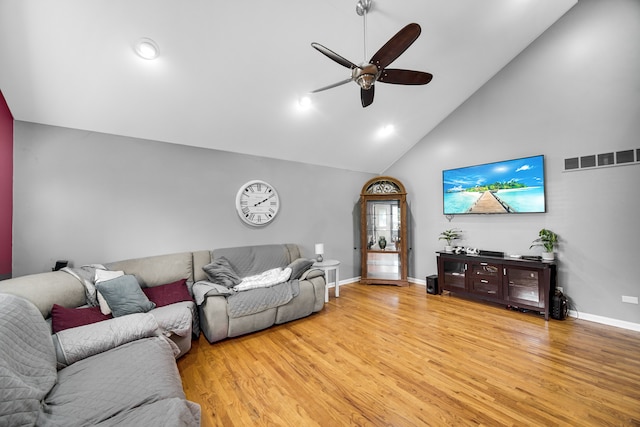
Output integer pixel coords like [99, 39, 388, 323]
[443, 155, 545, 214]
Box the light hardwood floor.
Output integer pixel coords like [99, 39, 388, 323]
[177, 283, 640, 426]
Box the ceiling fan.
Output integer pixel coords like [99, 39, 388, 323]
[310, 0, 433, 108]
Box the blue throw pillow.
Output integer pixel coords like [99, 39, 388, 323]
[95, 275, 156, 317]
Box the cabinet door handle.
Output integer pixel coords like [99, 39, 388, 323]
[464, 263, 467, 271]
[481, 279, 488, 283]
[503, 268, 506, 275]
[480, 262, 488, 266]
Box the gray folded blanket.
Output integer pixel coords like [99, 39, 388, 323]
[227, 279, 300, 318]
[192, 279, 300, 318]
[52, 313, 167, 368]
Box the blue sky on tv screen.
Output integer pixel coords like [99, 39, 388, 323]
[443, 155, 544, 193]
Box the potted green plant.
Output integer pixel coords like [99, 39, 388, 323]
[530, 228, 558, 261]
[439, 229, 462, 252]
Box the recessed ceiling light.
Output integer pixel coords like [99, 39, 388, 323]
[378, 124, 395, 138]
[134, 38, 159, 60]
[297, 95, 312, 110]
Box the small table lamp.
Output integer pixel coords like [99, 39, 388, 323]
[315, 243, 324, 262]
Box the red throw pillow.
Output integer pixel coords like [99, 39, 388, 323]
[51, 304, 112, 333]
[142, 278, 192, 308]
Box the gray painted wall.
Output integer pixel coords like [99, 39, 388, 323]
[386, 0, 640, 326]
[11, 0, 639, 328]
[13, 122, 373, 278]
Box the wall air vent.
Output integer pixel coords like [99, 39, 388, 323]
[564, 148, 639, 172]
[564, 157, 579, 170]
[597, 152, 614, 166]
[617, 149, 634, 164]
[581, 155, 596, 168]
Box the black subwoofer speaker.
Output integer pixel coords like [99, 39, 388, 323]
[426, 275, 438, 295]
[551, 291, 568, 320]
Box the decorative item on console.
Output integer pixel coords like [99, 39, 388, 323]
[530, 228, 558, 261]
[450, 246, 479, 255]
[439, 229, 462, 252]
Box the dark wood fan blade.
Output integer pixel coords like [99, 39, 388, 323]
[370, 23, 421, 70]
[310, 78, 354, 93]
[378, 69, 433, 85]
[311, 43, 359, 69]
[361, 86, 375, 108]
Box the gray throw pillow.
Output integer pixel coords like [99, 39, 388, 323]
[287, 258, 315, 280]
[95, 275, 156, 317]
[202, 257, 242, 288]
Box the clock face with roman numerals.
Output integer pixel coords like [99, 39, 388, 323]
[235, 180, 280, 226]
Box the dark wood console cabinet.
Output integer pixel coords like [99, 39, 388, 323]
[436, 252, 557, 320]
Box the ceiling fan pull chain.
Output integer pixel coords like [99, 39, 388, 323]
[356, 0, 372, 61]
[363, 4, 368, 62]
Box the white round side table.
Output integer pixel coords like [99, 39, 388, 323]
[313, 259, 340, 302]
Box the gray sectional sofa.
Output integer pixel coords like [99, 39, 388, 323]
[0, 251, 205, 426]
[0, 293, 201, 426]
[0, 243, 325, 424]
[1, 250, 206, 358]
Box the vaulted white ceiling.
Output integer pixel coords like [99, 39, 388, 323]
[0, 0, 576, 173]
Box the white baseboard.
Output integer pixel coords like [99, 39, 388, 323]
[567, 310, 640, 332]
[345, 277, 640, 332]
[327, 276, 360, 288]
[406, 277, 640, 332]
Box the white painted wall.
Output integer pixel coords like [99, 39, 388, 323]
[386, 0, 640, 325]
[12, 123, 373, 278]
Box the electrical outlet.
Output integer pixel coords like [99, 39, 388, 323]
[621, 296, 639, 304]
[556, 286, 564, 293]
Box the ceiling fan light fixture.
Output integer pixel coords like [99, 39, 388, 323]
[134, 38, 159, 60]
[356, 74, 376, 89]
[352, 63, 379, 89]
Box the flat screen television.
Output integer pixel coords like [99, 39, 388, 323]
[442, 154, 545, 215]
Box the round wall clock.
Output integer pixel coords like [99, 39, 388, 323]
[235, 180, 280, 226]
